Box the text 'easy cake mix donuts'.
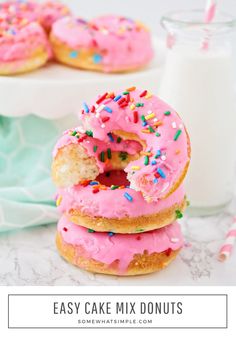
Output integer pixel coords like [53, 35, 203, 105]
[50, 15, 154, 73]
[52, 87, 190, 233]
[56, 215, 184, 276]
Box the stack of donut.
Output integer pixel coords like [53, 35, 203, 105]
[0, 0, 153, 75]
[52, 87, 191, 276]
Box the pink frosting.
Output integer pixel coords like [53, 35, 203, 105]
[0, 1, 70, 63]
[79, 88, 190, 201]
[57, 179, 185, 220]
[58, 215, 183, 272]
[51, 15, 154, 71]
[39, 1, 71, 31]
[0, 21, 51, 61]
[53, 128, 142, 172]
[0, 1, 39, 23]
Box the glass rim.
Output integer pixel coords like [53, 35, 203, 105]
[161, 9, 236, 29]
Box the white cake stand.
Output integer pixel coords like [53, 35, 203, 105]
[0, 39, 166, 119]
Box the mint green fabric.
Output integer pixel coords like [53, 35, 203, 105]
[0, 114, 74, 232]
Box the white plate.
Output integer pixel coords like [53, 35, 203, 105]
[0, 38, 166, 119]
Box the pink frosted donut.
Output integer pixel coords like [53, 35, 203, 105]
[0, 1, 39, 23]
[79, 87, 191, 201]
[50, 15, 154, 72]
[52, 88, 190, 201]
[0, 16, 51, 75]
[52, 124, 187, 233]
[39, 1, 71, 32]
[56, 215, 184, 275]
[0, 1, 71, 32]
[56, 181, 186, 233]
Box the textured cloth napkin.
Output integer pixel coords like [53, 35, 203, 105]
[0, 114, 75, 232]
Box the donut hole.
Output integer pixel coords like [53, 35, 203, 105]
[96, 170, 129, 187]
[95, 132, 144, 174]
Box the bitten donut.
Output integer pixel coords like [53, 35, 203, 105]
[56, 215, 184, 276]
[52, 87, 191, 201]
[50, 15, 154, 73]
[0, 18, 51, 75]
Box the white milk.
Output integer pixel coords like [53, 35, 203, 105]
[159, 46, 236, 214]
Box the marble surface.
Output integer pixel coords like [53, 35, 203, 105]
[0, 207, 236, 286]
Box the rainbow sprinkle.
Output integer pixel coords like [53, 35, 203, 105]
[175, 210, 183, 219]
[155, 150, 161, 158]
[157, 168, 166, 179]
[119, 152, 128, 161]
[114, 94, 122, 102]
[103, 106, 112, 113]
[85, 130, 93, 137]
[96, 92, 108, 104]
[93, 54, 102, 64]
[83, 102, 89, 113]
[99, 151, 105, 162]
[131, 166, 140, 170]
[139, 90, 147, 97]
[145, 112, 155, 120]
[124, 192, 133, 202]
[174, 129, 182, 141]
[144, 156, 149, 165]
[56, 195, 62, 207]
[69, 50, 78, 58]
[145, 92, 152, 99]
[107, 132, 114, 142]
[107, 148, 112, 159]
[148, 126, 155, 133]
[111, 185, 119, 190]
[126, 86, 136, 92]
[89, 181, 99, 186]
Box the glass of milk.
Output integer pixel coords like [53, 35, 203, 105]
[159, 10, 236, 216]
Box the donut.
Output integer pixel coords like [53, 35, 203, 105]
[56, 179, 186, 233]
[50, 15, 154, 73]
[0, 18, 51, 75]
[0, 1, 71, 32]
[57, 182, 186, 233]
[52, 88, 191, 201]
[39, 1, 71, 32]
[0, 1, 38, 24]
[56, 215, 184, 276]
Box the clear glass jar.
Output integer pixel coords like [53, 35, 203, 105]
[159, 10, 236, 216]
